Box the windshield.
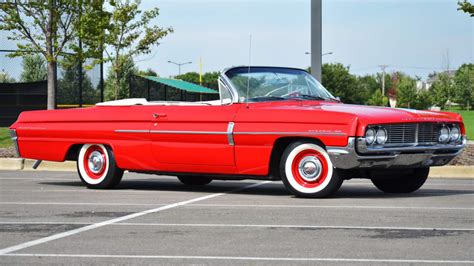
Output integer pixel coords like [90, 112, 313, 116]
[224, 67, 336, 102]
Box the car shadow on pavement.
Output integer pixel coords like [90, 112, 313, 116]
[38, 178, 474, 199]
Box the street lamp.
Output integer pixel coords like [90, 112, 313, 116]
[168, 61, 192, 76]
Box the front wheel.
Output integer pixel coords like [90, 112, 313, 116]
[279, 142, 342, 198]
[177, 175, 212, 186]
[371, 168, 429, 193]
[77, 144, 124, 189]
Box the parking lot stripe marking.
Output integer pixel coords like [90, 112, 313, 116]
[1, 221, 472, 232]
[0, 181, 269, 256]
[0, 201, 472, 210]
[3, 253, 474, 264]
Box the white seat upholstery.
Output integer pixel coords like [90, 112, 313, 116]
[97, 98, 231, 106]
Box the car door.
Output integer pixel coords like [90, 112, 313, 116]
[150, 104, 239, 168]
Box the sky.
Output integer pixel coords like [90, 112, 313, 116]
[0, 0, 472, 80]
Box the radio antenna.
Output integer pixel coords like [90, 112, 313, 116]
[246, 35, 252, 109]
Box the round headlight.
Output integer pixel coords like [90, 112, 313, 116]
[366, 128, 376, 145]
[450, 126, 460, 142]
[376, 128, 388, 144]
[438, 126, 450, 143]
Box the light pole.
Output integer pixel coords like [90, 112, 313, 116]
[305, 52, 333, 56]
[168, 61, 192, 76]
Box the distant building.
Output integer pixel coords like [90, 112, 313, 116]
[416, 80, 432, 92]
[416, 70, 455, 92]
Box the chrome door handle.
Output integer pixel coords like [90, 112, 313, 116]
[153, 113, 167, 118]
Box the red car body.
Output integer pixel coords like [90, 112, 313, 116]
[9, 67, 467, 197]
[10, 101, 465, 174]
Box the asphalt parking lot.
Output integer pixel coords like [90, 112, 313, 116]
[0, 170, 473, 265]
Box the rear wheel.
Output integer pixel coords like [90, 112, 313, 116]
[371, 168, 429, 193]
[77, 144, 123, 189]
[279, 142, 342, 198]
[177, 175, 212, 186]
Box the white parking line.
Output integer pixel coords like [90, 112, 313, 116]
[0, 181, 270, 256]
[1, 221, 472, 232]
[0, 201, 472, 210]
[3, 253, 473, 264]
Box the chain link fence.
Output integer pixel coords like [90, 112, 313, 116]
[0, 32, 104, 126]
[130, 75, 219, 102]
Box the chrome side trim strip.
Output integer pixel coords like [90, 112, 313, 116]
[150, 130, 227, 135]
[115, 130, 150, 134]
[227, 122, 235, 146]
[115, 129, 346, 137]
[234, 132, 346, 136]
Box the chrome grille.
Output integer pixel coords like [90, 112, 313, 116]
[385, 124, 416, 144]
[418, 123, 441, 144]
[384, 123, 441, 145]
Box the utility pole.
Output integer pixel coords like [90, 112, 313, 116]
[379, 65, 388, 95]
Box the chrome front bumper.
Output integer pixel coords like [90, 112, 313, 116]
[327, 137, 467, 169]
[9, 129, 20, 157]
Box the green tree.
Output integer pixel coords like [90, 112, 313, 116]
[57, 61, 97, 105]
[20, 54, 47, 82]
[367, 90, 388, 106]
[396, 74, 417, 108]
[0, 1, 97, 109]
[175, 72, 200, 83]
[454, 64, 474, 109]
[137, 68, 158, 77]
[431, 72, 454, 108]
[175, 71, 219, 84]
[321, 63, 366, 104]
[103, 1, 173, 100]
[458, 0, 474, 16]
[0, 71, 16, 83]
[412, 90, 433, 110]
[356, 75, 379, 104]
[104, 56, 137, 101]
[202, 72, 220, 83]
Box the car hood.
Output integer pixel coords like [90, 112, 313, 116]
[241, 101, 463, 136]
[318, 103, 461, 124]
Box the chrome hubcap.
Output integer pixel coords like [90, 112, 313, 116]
[88, 151, 104, 174]
[298, 156, 322, 182]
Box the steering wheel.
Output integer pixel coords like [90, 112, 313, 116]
[281, 87, 307, 97]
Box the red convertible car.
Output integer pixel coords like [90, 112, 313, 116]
[9, 67, 467, 197]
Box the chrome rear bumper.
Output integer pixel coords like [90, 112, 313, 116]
[9, 129, 20, 157]
[327, 137, 466, 169]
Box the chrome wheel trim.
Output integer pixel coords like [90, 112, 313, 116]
[285, 144, 333, 194]
[78, 144, 110, 185]
[88, 151, 105, 174]
[298, 156, 322, 182]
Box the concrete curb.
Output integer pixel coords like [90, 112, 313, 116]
[0, 159, 76, 172]
[0, 158, 473, 179]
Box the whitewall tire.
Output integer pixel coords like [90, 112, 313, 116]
[280, 142, 342, 198]
[77, 144, 123, 189]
